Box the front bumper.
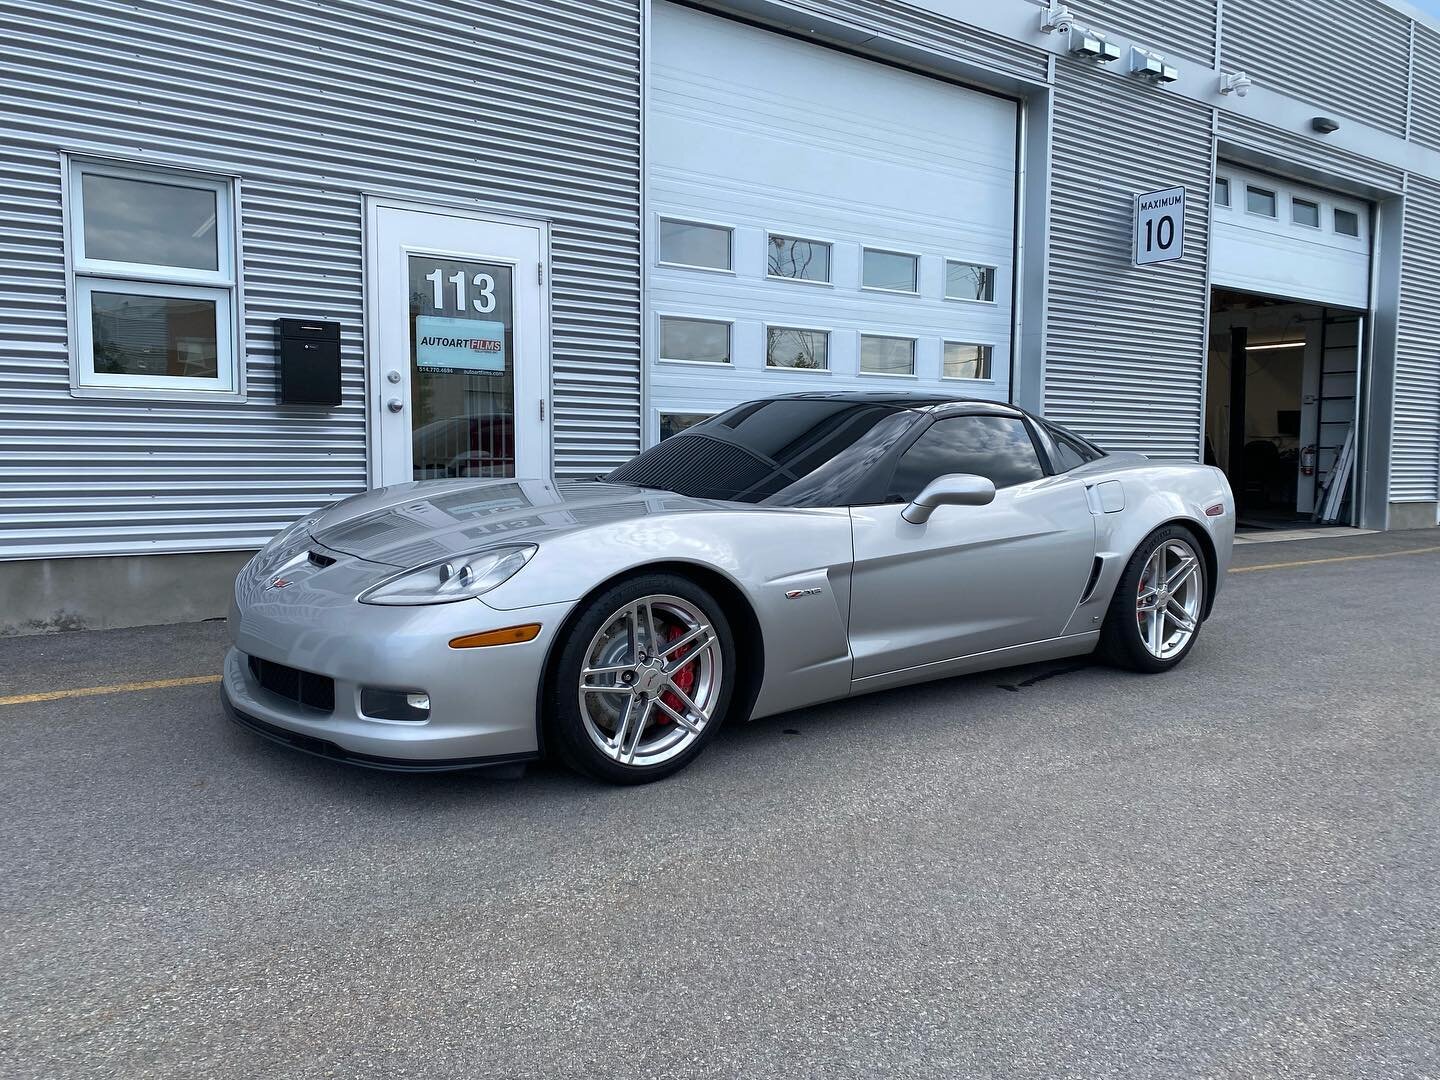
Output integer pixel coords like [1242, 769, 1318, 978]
[223, 551, 576, 767]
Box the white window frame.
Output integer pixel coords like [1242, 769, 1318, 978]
[657, 313, 734, 366]
[655, 408, 720, 443]
[858, 333, 917, 377]
[861, 247, 921, 296]
[765, 232, 834, 286]
[1291, 197, 1322, 229]
[1333, 207, 1362, 238]
[1214, 176, 1232, 208]
[764, 325, 832, 373]
[63, 155, 244, 399]
[656, 216, 734, 274]
[943, 259, 999, 305]
[1245, 184, 1278, 219]
[940, 341, 996, 382]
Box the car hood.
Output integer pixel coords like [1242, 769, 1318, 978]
[311, 478, 723, 568]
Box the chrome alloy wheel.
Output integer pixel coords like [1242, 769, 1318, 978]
[1135, 539, 1204, 660]
[577, 594, 723, 767]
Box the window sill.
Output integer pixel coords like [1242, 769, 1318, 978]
[860, 286, 920, 297]
[70, 384, 247, 403]
[657, 358, 732, 368]
[766, 275, 834, 288]
[857, 370, 918, 379]
[765, 365, 832, 374]
[657, 262, 736, 276]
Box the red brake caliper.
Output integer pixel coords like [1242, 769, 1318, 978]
[659, 623, 696, 720]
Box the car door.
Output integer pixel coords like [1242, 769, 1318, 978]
[847, 413, 1096, 680]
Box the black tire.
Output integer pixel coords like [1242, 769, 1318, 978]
[545, 573, 737, 785]
[1098, 524, 1208, 674]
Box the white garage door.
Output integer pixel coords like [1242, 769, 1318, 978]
[1211, 165, 1372, 310]
[645, 3, 1019, 441]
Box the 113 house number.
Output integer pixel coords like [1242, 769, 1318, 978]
[423, 267, 496, 313]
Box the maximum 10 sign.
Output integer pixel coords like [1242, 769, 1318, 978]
[1134, 186, 1186, 266]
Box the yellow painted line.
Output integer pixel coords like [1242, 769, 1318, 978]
[0, 674, 221, 707]
[1230, 544, 1440, 575]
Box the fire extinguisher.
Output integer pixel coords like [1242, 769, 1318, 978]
[1301, 445, 1316, 477]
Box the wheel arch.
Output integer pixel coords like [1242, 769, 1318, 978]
[534, 559, 767, 751]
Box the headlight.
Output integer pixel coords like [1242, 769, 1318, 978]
[358, 545, 537, 606]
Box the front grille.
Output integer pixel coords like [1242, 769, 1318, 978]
[247, 655, 335, 713]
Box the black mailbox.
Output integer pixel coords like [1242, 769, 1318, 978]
[275, 318, 341, 406]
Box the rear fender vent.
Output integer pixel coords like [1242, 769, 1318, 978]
[1078, 556, 1105, 604]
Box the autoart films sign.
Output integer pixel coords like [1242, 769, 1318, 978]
[415, 315, 505, 375]
[1134, 186, 1186, 266]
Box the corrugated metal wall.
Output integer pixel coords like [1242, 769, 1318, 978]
[0, 0, 641, 561]
[1392, 175, 1440, 502]
[1221, 0, 1411, 137]
[1071, 0, 1217, 64]
[1216, 114, 1407, 193]
[1411, 24, 1440, 155]
[1044, 61, 1214, 460]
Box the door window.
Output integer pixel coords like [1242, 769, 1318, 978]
[887, 416, 1044, 501]
[408, 255, 515, 479]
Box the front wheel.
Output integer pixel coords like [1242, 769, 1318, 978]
[546, 574, 736, 784]
[1099, 526, 1208, 673]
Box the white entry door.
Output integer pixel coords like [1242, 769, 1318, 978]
[367, 201, 548, 487]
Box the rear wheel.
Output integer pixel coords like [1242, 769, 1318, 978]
[1099, 526, 1207, 673]
[546, 574, 735, 784]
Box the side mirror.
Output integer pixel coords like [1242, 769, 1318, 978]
[901, 473, 996, 524]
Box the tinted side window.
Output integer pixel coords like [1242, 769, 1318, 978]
[1043, 421, 1103, 470]
[887, 416, 1045, 501]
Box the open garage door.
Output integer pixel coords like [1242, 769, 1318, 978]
[645, 2, 1019, 441]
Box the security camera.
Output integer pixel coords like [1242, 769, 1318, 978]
[1040, 3, 1074, 34]
[1219, 71, 1253, 98]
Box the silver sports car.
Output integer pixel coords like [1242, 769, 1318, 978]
[223, 393, 1235, 784]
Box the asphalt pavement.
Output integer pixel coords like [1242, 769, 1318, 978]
[2, 530, 1438, 1079]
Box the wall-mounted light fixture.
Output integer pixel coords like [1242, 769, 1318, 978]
[1128, 46, 1179, 85]
[1068, 27, 1123, 62]
[1312, 117, 1341, 134]
[1219, 71, 1254, 98]
[1039, 3, 1075, 34]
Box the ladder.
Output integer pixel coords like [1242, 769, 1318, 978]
[1310, 311, 1361, 525]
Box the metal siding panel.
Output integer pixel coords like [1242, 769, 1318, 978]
[1044, 62, 1213, 460]
[1410, 24, 1440, 153]
[1392, 175, 1440, 502]
[1070, 0, 1218, 64]
[1221, 0, 1409, 137]
[1217, 113, 1406, 192]
[0, 0, 641, 559]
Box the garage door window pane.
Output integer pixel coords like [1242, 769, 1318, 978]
[1334, 209, 1360, 236]
[766, 327, 829, 370]
[1246, 186, 1277, 217]
[660, 317, 730, 364]
[659, 412, 713, 440]
[81, 173, 219, 271]
[90, 290, 219, 379]
[767, 235, 831, 283]
[863, 249, 918, 293]
[659, 219, 732, 271]
[1214, 177, 1231, 207]
[860, 335, 914, 375]
[1292, 198, 1320, 228]
[943, 342, 992, 380]
[945, 261, 996, 302]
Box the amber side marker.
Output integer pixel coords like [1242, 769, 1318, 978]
[449, 624, 543, 649]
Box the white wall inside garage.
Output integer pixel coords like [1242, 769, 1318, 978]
[644, 2, 1018, 439]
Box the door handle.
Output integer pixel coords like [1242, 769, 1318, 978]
[386, 398, 404, 413]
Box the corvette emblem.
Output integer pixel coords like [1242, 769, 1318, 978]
[267, 578, 293, 590]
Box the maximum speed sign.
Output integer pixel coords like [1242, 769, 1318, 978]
[1134, 186, 1186, 266]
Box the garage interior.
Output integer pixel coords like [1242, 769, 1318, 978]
[1206, 289, 1363, 528]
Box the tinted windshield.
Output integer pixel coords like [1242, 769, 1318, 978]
[606, 398, 915, 505]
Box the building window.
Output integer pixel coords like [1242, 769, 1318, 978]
[862, 249, 919, 293]
[67, 159, 239, 395]
[1246, 185, 1277, 218]
[658, 219, 732, 271]
[944, 261, 996, 303]
[860, 334, 915, 375]
[1292, 198, 1321, 228]
[767, 234, 831, 283]
[942, 342, 992, 380]
[1214, 177, 1231, 207]
[1334, 208, 1361, 237]
[659, 316, 731, 364]
[658, 411, 714, 440]
[766, 327, 829, 371]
